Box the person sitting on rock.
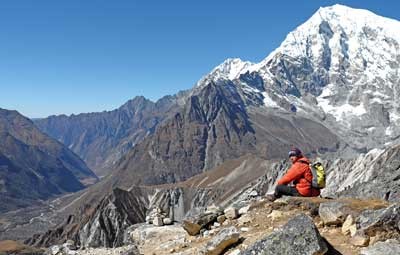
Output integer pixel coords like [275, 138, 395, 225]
[267, 147, 320, 201]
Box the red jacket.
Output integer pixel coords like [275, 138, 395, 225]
[277, 157, 320, 197]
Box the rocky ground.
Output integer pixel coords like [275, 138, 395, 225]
[29, 195, 399, 255]
[0, 240, 44, 254]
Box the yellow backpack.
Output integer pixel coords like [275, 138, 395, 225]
[310, 162, 325, 189]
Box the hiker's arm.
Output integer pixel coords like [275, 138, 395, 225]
[277, 165, 304, 185]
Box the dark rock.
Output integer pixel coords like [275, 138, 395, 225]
[357, 203, 400, 236]
[319, 201, 354, 226]
[241, 214, 328, 255]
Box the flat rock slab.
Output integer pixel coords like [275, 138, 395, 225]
[182, 211, 219, 236]
[241, 214, 328, 255]
[130, 224, 186, 247]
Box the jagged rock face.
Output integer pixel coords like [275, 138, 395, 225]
[268, 5, 400, 151]
[323, 144, 400, 201]
[25, 186, 218, 248]
[26, 188, 149, 248]
[357, 203, 400, 236]
[0, 108, 96, 213]
[110, 80, 341, 187]
[78, 188, 149, 248]
[24, 155, 280, 248]
[111, 81, 260, 185]
[34, 95, 183, 177]
[199, 5, 400, 153]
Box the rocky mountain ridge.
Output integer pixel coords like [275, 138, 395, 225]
[24, 195, 400, 255]
[23, 137, 400, 249]
[34, 94, 185, 177]
[0, 108, 97, 213]
[3, 4, 400, 254]
[198, 4, 400, 153]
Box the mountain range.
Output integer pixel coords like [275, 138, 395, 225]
[0, 108, 97, 213]
[34, 94, 186, 177]
[2, 3, 400, 250]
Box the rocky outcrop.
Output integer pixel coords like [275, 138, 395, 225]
[202, 226, 240, 255]
[360, 239, 400, 255]
[323, 144, 400, 202]
[241, 214, 328, 255]
[77, 188, 149, 248]
[26, 187, 148, 248]
[318, 201, 355, 225]
[357, 203, 400, 236]
[182, 208, 220, 236]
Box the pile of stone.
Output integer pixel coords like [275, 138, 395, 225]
[145, 207, 173, 226]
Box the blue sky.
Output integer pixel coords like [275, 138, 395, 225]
[1, 0, 399, 118]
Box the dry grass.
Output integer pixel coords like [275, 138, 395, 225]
[337, 198, 389, 211]
[0, 240, 25, 252]
[0, 240, 44, 254]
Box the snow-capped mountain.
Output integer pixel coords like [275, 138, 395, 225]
[196, 4, 400, 152]
[19, 5, 400, 248]
[196, 58, 254, 86]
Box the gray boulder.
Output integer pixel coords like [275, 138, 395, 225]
[224, 207, 239, 220]
[241, 214, 328, 255]
[357, 203, 400, 235]
[319, 202, 354, 226]
[202, 226, 240, 255]
[360, 239, 400, 255]
[182, 207, 219, 235]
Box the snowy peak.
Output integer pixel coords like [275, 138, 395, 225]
[317, 4, 400, 31]
[192, 4, 400, 152]
[275, 4, 400, 60]
[196, 58, 253, 87]
[210, 58, 253, 80]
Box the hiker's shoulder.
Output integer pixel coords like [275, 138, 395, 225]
[296, 157, 310, 164]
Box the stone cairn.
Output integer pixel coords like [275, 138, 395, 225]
[145, 207, 173, 227]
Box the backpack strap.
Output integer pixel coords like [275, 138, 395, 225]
[297, 159, 309, 165]
[297, 160, 313, 187]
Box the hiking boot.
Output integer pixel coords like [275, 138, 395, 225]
[265, 194, 276, 202]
